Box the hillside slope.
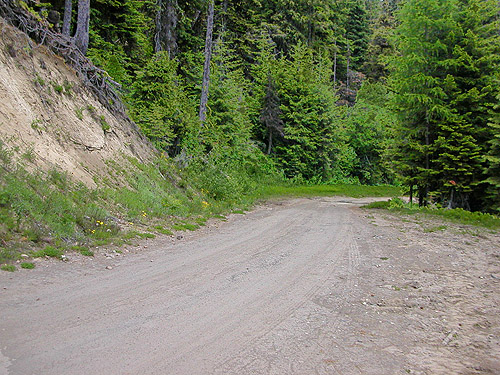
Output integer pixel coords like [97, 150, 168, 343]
[0, 18, 153, 187]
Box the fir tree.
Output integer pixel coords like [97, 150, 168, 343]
[390, 0, 458, 205]
[484, 94, 500, 212]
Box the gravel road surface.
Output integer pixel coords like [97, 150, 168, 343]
[1, 197, 499, 374]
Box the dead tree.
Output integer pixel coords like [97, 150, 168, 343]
[73, 0, 89, 54]
[260, 75, 284, 155]
[154, 0, 178, 57]
[62, 0, 72, 36]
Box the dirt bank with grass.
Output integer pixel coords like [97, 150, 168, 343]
[1, 197, 498, 374]
[0, 18, 153, 188]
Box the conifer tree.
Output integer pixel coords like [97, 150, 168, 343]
[390, 0, 458, 205]
[344, 0, 370, 72]
[485, 95, 500, 212]
[390, 0, 500, 209]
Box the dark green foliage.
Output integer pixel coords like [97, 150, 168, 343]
[269, 44, 343, 181]
[128, 52, 198, 154]
[87, 0, 155, 83]
[389, 0, 500, 210]
[344, 0, 370, 71]
[363, 0, 397, 81]
[10, 0, 500, 215]
[485, 94, 500, 212]
[344, 81, 396, 184]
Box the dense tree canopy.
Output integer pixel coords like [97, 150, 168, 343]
[22, 0, 500, 212]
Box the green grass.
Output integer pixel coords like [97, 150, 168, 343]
[364, 199, 500, 229]
[153, 225, 174, 235]
[1, 264, 16, 272]
[172, 223, 199, 231]
[80, 249, 94, 256]
[364, 200, 391, 209]
[32, 246, 63, 259]
[21, 262, 35, 269]
[194, 217, 207, 226]
[423, 225, 448, 233]
[137, 232, 156, 239]
[258, 184, 401, 199]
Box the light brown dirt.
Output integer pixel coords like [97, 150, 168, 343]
[0, 19, 153, 188]
[0, 197, 499, 375]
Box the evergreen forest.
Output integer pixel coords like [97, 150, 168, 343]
[11, 0, 500, 212]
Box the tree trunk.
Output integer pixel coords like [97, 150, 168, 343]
[154, 0, 163, 52]
[447, 188, 454, 209]
[346, 41, 350, 91]
[267, 131, 273, 155]
[409, 184, 413, 207]
[62, 0, 72, 36]
[154, 0, 178, 57]
[73, 0, 90, 54]
[424, 116, 430, 206]
[199, 0, 215, 125]
[333, 40, 337, 89]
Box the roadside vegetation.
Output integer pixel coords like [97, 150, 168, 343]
[0, 139, 399, 271]
[364, 198, 500, 230]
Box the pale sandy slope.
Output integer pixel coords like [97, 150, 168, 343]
[1, 197, 499, 375]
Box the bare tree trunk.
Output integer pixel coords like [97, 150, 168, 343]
[346, 41, 350, 91]
[409, 184, 413, 207]
[333, 40, 337, 89]
[424, 116, 430, 206]
[62, 0, 72, 36]
[155, 0, 178, 57]
[267, 131, 273, 155]
[154, 0, 163, 52]
[447, 188, 454, 209]
[73, 0, 90, 54]
[199, 0, 215, 125]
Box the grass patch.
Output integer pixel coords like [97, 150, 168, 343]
[172, 223, 199, 231]
[364, 200, 391, 209]
[259, 184, 401, 199]
[364, 198, 500, 230]
[1, 264, 16, 272]
[194, 217, 207, 226]
[80, 249, 94, 256]
[32, 246, 63, 259]
[20, 262, 35, 269]
[423, 225, 448, 233]
[153, 225, 174, 235]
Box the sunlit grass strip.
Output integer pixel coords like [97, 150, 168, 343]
[364, 200, 500, 229]
[258, 184, 401, 199]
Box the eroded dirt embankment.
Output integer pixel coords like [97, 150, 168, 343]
[0, 18, 153, 188]
[0, 197, 499, 375]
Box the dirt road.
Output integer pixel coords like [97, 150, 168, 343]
[1, 197, 499, 374]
